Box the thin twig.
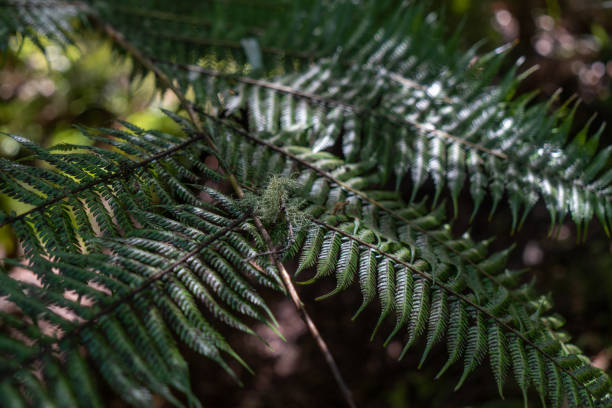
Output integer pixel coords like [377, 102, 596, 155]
[251, 215, 357, 408]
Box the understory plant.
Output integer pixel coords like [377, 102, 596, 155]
[0, 1, 611, 407]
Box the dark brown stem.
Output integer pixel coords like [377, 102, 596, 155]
[251, 215, 357, 408]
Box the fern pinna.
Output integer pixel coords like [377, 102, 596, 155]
[1, 0, 611, 407]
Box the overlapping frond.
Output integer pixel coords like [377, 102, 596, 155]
[189, 44, 611, 239]
[0, 217, 244, 408]
[0, 121, 216, 256]
[4, 112, 609, 406]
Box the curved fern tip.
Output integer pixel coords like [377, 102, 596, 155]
[369, 316, 387, 342]
[315, 288, 341, 301]
[383, 330, 398, 347]
[453, 376, 468, 392]
[398, 341, 416, 362]
[435, 362, 453, 381]
[296, 277, 318, 285]
[351, 303, 368, 321]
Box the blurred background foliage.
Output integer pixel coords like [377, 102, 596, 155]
[0, 34, 180, 258]
[0, 1, 611, 406]
[443, 0, 612, 136]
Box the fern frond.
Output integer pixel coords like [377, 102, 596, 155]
[297, 212, 610, 405]
[147, 5, 610, 237]
[0, 0, 85, 52]
[0, 125, 219, 255]
[0, 216, 247, 407]
[202, 114, 530, 303]
[193, 53, 611, 237]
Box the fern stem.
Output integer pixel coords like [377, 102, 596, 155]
[386, 70, 455, 104]
[253, 215, 358, 408]
[152, 51, 454, 105]
[98, 20, 358, 408]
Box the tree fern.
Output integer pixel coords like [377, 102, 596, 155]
[1, 1, 611, 407]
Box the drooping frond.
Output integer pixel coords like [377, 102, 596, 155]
[2, 113, 609, 406]
[0, 122, 216, 256]
[0, 216, 248, 407]
[155, 2, 612, 237]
